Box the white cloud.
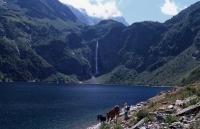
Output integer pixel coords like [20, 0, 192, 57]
[59, 0, 122, 19]
[160, 0, 179, 16]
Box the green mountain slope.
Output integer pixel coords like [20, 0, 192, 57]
[96, 2, 200, 85]
[0, 0, 89, 82]
[1, 0, 200, 85]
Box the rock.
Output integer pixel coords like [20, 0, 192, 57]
[161, 102, 168, 105]
[169, 122, 183, 129]
[176, 103, 200, 116]
[147, 123, 160, 129]
[183, 124, 190, 129]
[175, 100, 184, 106]
[165, 109, 175, 114]
[168, 105, 174, 109]
[140, 127, 146, 129]
[129, 118, 145, 129]
[179, 116, 188, 123]
[155, 113, 165, 122]
[158, 107, 165, 111]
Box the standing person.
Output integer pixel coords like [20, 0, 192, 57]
[124, 102, 129, 120]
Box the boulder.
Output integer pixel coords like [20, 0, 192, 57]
[169, 122, 183, 129]
[129, 118, 145, 129]
[176, 103, 200, 116]
[168, 105, 174, 109]
[175, 100, 184, 106]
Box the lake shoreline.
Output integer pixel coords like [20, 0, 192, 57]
[0, 83, 170, 129]
[0, 82, 172, 88]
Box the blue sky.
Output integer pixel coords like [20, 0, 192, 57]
[59, 0, 199, 24]
[118, 0, 199, 24]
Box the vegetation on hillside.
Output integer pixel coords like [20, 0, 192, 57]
[1, 0, 200, 85]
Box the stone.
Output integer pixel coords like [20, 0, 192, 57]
[156, 114, 165, 122]
[179, 116, 188, 123]
[147, 123, 160, 129]
[159, 107, 165, 111]
[183, 124, 190, 129]
[140, 127, 146, 129]
[176, 103, 200, 116]
[161, 102, 168, 105]
[168, 105, 174, 109]
[169, 122, 183, 129]
[129, 118, 145, 129]
[175, 100, 184, 106]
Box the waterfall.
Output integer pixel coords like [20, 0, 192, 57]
[14, 44, 20, 56]
[95, 40, 99, 75]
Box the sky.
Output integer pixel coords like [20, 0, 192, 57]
[59, 0, 199, 24]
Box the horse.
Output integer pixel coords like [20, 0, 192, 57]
[106, 105, 120, 122]
[97, 115, 106, 123]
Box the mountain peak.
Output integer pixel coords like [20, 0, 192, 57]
[8, 0, 77, 22]
[67, 4, 128, 26]
[165, 1, 200, 27]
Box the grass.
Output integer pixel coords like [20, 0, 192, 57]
[136, 109, 149, 121]
[99, 46, 200, 86]
[144, 83, 200, 113]
[164, 115, 177, 125]
[100, 123, 110, 129]
[100, 123, 122, 129]
[196, 121, 200, 129]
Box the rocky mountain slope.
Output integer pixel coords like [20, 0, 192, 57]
[1, 0, 200, 85]
[97, 2, 200, 85]
[100, 82, 200, 129]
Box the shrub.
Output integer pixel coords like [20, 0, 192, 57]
[136, 109, 149, 121]
[100, 123, 111, 129]
[164, 115, 177, 124]
[114, 124, 123, 129]
[144, 115, 154, 123]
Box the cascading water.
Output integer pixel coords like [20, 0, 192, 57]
[87, 40, 99, 84]
[95, 40, 99, 75]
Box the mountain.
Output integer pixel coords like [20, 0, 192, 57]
[0, 0, 90, 82]
[97, 1, 200, 85]
[1, 0, 200, 85]
[67, 5, 99, 25]
[8, 0, 77, 22]
[67, 4, 129, 26]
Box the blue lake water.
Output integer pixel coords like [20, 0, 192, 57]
[0, 83, 170, 129]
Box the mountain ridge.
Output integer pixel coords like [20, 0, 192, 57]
[0, 0, 200, 85]
[66, 3, 129, 26]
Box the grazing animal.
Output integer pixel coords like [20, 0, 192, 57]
[106, 105, 120, 122]
[97, 115, 106, 123]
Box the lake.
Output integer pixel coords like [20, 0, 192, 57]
[0, 83, 170, 129]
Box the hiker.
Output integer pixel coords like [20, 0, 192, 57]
[124, 102, 130, 120]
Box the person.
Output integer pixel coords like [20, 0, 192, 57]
[124, 102, 130, 120]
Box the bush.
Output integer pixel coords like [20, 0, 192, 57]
[190, 97, 199, 105]
[100, 123, 110, 129]
[164, 115, 177, 124]
[144, 115, 154, 123]
[136, 109, 149, 121]
[114, 124, 123, 129]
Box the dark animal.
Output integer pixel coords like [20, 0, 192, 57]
[97, 115, 106, 123]
[126, 106, 130, 111]
[106, 105, 120, 122]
